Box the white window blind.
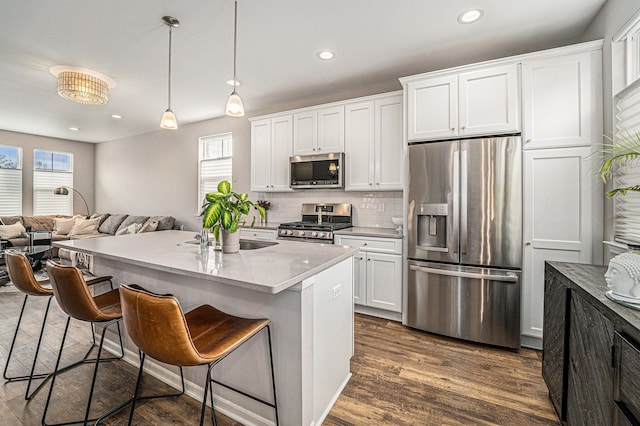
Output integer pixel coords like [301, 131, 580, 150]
[0, 145, 22, 216]
[33, 150, 74, 216]
[198, 133, 232, 208]
[613, 77, 640, 245]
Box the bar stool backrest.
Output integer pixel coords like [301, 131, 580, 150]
[46, 262, 105, 322]
[119, 284, 204, 366]
[5, 253, 51, 296]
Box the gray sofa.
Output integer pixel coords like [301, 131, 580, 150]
[0, 213, 175, 249]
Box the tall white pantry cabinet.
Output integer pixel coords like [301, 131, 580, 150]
[402, 40, 603, 349]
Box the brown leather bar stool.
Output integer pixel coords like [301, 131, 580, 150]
[42, 261, 127, 426]
[119, 284, 279, 426]
[2, 252, 113, 400]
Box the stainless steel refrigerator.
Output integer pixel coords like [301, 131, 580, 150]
[406, 136, 522, 348]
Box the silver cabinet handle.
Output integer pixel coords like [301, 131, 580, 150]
[409, 265, 519, 282]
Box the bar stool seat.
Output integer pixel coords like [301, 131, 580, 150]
[119, 284, 279, 425]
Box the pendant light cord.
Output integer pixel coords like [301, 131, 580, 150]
[232, 0, 238, 90]
[167, 25, 173, 109]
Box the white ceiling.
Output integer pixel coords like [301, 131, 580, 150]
[0, 0, 606, 143]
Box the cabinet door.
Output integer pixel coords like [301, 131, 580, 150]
[353, 252, 366, 305]
[375, 95, 403, 190]
[365, 252, 402, 312]
[406, 75, 458, 141]
[522, 147, 593, 340]
[293, 111, 317, 155]
[317, 106, 345, 153]
[270, 115, 293, 191]
[458, 64, 520, 136]
[567, 295, 614, 425]
[614, 333, 640, 425]
[522, 51, 596, 149]
[250, 119, 271, 192]
[345, 101, 375, 191]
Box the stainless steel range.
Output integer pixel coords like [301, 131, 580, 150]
[278, 203, 352, 243]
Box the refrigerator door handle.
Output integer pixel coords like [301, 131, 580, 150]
[452, 150, 460, 255]
[460, 149, 468, 255]
[409, 265, 519, 283]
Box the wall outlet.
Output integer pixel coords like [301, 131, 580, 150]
[332, 284, 342, 300]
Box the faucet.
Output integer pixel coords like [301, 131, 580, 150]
[198, 228, 209, 248]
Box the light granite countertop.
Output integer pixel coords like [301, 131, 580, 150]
[334, 227, 403, 239]
[54, 230, 357, 294]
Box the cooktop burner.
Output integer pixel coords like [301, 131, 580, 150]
[277, 203, 352, 242]
[279, 221, 352, 231]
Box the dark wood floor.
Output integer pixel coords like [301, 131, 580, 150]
[0, 290, 558, 425]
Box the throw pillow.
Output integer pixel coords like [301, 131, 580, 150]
[54, 217, 77, 235]
[144, 216, 175, 231]
[69, 217, 101, 236]
[0, 218, 3, 225]
[90, 213, 110, 226]
[115, 223, 141, 236]
[98, 214, 128, 235]
[116, 215, 150, 234]
[0, 222, 27, 239]
[138, 221, 158, 233]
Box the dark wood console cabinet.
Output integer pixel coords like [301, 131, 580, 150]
[544, 262, 640, 425]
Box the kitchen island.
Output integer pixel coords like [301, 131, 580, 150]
[55, 230, 358, 426]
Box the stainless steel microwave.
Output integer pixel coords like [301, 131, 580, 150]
[290, 152, 344, 189]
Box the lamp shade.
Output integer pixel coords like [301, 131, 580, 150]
[160, 109, 178, 130]
[226, 91, 245, 117]
[57, 71, 109, 105]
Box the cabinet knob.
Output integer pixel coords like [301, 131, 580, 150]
[318, 147, 321, 151]
[461, 126, 466, 130]
[451, 127, 455, 131]
[526, 242, 532, 246]
[363, 243, 367, 246]
[312, 148, 316, 151]
[526, 139, 532, 143]
[367, 258, 371, 262]
[369, 182, 373, 186]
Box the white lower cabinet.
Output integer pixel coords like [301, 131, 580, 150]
[239, 228, 277, 240]
[335, 235, 402, 315]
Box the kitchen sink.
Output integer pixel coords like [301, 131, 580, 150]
[183, 239, 278, 250]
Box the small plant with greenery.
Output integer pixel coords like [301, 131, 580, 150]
[201, 180, 266, 241]
[596, 131, 640, 198]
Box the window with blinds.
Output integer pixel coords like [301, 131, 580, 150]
[0, 144, 22, 216]
[33, 149, 73, 215]
[198, 133, 232, 210]
[613, 77, 640, 245]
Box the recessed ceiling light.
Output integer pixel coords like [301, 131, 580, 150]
[458, 9, 484, 24]
[111, 114, 123, 119]
[317, 51, 335, 60]
[69, 127, 80, 131]
[226, 79, 242, 87]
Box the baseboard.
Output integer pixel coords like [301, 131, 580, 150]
[354, 304, 402, 322]
[315, 372, 352, 426]
[521, 335, 542, 350]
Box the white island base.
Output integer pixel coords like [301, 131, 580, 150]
[57, 232, 355, 426]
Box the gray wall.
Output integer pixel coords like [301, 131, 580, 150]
[581, 1, 640, 251]
[0, 129, 95, 216]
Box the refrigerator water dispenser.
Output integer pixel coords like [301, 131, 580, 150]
[416, 203, 448, 251]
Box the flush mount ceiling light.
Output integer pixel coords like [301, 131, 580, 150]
[69, 127, 80, 131]
[226, 79, 242, 87]
[226, 0, 244, 117]
[317, 50, 335, 60]
[111, 114, 123, 119]
[49, 66, 116, 106]
[161, 16, 180, 130]
[458, 9, 484, 24]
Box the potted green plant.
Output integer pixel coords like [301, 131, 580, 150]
[201, 180, 265, 253]
[596, 130, 640, 198]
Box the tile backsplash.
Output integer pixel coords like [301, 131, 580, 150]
[256, 190, 403, 229]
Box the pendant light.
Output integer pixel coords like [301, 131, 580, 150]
[226, 0, 244, 117]
[161, 16, 180, 129]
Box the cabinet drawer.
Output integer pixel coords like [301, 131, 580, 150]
[615, 333, 640, 424]
[239, 228, 277, 240]
[335, 235, 402, 254]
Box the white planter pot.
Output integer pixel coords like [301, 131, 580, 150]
[221, 229, 240, 254]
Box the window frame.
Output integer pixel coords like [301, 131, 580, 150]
[0, 144, 23, 216]
[614, 8, 640, 86]
[32, 149, 74, 216]
[197, 133, 233, 213]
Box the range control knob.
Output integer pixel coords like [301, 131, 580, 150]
[312, 231, 318, 237]
[318, 232, 325, 238]
[299, 231, 305, 236]
[286, 230, 293, 236]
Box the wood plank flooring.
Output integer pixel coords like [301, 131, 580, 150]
[0, 290, 558, 425]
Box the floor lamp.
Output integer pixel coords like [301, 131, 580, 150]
[53, 186, 90, 217]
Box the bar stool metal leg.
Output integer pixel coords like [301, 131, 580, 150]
[3, 294, 54, 400]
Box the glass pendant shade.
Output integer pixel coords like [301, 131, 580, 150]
[226, 91, 245, 117]
[160, 108, 178, 129]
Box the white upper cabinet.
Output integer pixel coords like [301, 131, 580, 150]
[522, 51, 598, 149]
[250, 115, 293, 192]
[345, 94, 403, 191]
[459, 64, 520, 136]
[293, 106, 344, 155]
[406, 64, 519, 142]
[407, 75, 458, 141]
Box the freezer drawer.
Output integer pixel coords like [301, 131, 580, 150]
[406, 260, 521, 349]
